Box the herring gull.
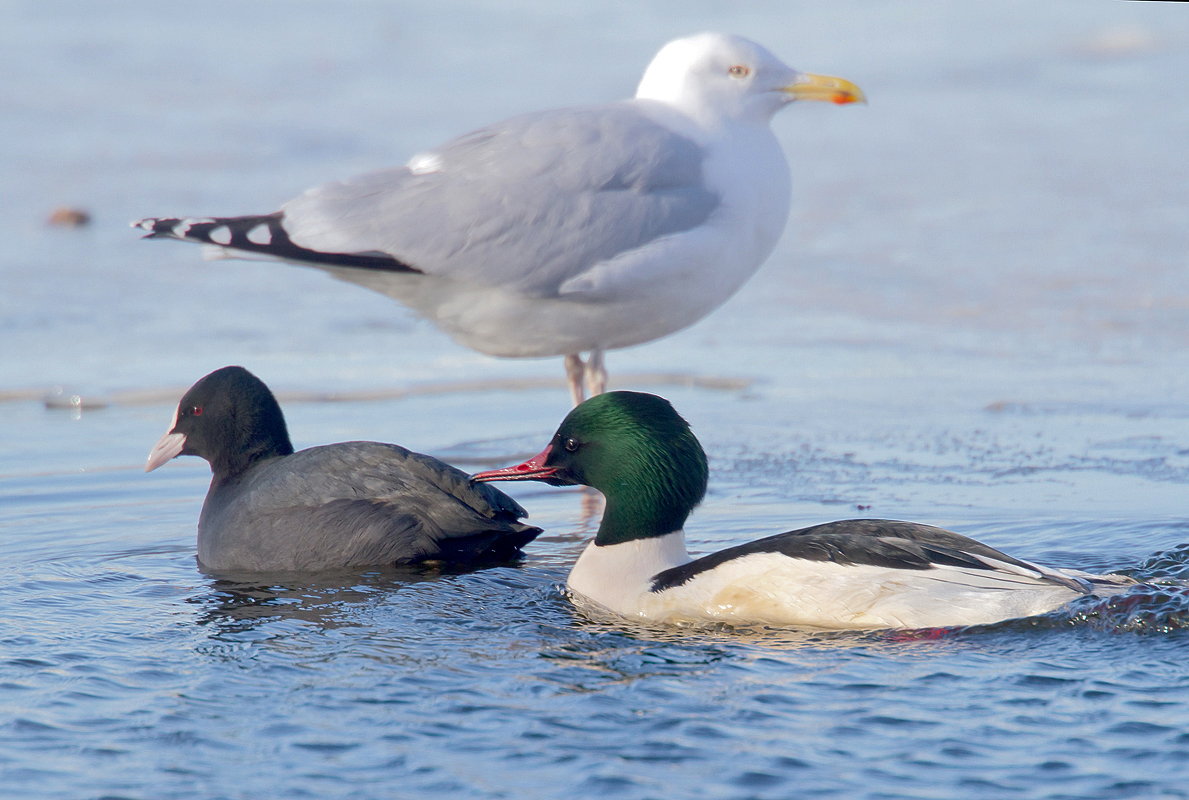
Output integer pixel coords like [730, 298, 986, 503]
[136, 33, 864, 405]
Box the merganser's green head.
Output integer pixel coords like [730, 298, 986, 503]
[473, 391, 708, 545]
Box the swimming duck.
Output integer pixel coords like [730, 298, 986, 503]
[472, 391, 1126, 629]
[146, 366, 540, 572]
[134, 33, 863, 406]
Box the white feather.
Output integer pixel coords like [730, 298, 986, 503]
[566, 531, 1101, 630]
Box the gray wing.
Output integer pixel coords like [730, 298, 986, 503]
[201, 443, 539, 570]
[280, 103, 720, 297]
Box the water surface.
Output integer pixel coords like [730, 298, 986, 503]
[3, 1, 1189, 797]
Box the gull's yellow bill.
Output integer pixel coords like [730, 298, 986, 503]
[786, 73, 866, 105]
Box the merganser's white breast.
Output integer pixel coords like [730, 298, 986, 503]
[654, 553, 1090, 629]
[566, 531, 692, 614]
[565, 526, 1127, 630]
[470, 393, 1134, 631]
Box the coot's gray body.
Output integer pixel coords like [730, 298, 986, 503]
[197, 441, 538, 571]
[146, 366, 540, 572]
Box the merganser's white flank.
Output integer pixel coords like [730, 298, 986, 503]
[134, 34, 864, 406]
[145, 366, 539, 572]
[472, 392, 1131, 630]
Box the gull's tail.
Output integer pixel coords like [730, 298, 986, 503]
[133, 213, 420, 273]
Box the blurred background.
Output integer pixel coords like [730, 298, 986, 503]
[2, 2, 1189, 797]
[4, 0, 1187, 512]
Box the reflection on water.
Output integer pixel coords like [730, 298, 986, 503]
[4, 0, 1189, 797]
[3, 455, 1189, 799]
[191, 571, 432, 633]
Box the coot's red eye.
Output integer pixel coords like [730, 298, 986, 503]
[192, 406, 203, 416]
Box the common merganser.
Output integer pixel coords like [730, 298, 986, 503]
[472, 391, 1128, 629]
[145, 366, 540, 572]
[134, 33, 863, 406]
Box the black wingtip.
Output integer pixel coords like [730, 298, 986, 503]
[132, 212, 422, 273]
[133, 217, 183, 239]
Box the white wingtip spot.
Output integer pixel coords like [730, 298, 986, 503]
[133, 218, 154, 230]
[407, 152, 443, 175]
[172, 217, 213, 238]
[200, 244, 233, 261]
[246, 223, 272, 245]
[208, 225, 232, 245]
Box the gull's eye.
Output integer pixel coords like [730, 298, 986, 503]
[563, 438, 579, 453]
[728, 65, 750, 79]
[192, 406, 203, 417]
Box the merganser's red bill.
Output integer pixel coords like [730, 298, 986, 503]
[471, 445, 557, 483]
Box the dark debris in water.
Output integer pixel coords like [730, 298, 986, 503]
[46, 207, 91, 227]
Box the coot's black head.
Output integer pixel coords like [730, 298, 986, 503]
[145, 366, 294, 481]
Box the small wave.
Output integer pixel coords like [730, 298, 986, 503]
[1058, 585, 1189, 633]
[1127, 543, 1189, 581]
[955, 583, 1189, 636]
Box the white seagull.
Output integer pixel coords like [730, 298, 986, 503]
[135, 33, 864, 405]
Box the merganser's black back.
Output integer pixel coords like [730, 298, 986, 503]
[650, 519, 1092, 594]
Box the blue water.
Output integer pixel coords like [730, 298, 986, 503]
[4, 1, 1189, 797]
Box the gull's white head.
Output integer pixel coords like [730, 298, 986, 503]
[635, 33, 864, 125]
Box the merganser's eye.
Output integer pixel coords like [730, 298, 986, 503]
[728, 65, 750, 78]
[563, 438, 579, 452]
[192, 406, 203, 417]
